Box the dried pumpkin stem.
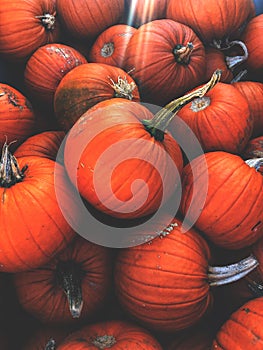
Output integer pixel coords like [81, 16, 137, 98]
[230, 69, 248, 83]
[245, 158, 263, 172]
[143, 69, 222, 141]
[109, 76, 136, 100]
[247, 277, 263, 297]
[208, 254, 259, 287]
[225, 40, 248, 70]
[0, 141, 27, 188]
[101, 42, 114, 57]
[56, 260, 84, 318]
[45, 338, 56, 350]
[92, 335, 117, 349]
[173, 42, 194, 64]
[35, 13, 56, 31]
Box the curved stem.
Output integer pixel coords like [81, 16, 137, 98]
[208, 254, 259, 287]
[245, 158, 263, 172]
[56, 261, 84, 318]
[45, 339, 56, 350]
[0, 142, 27, 188]
[225, 40, 248, 70]
[143, 69, 221, 141]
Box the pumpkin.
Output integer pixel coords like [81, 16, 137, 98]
[0, 0, 60, 62]
[57, 0, 124, 40]
[123, 0, 168, 27]
[57, 320, 163, 349]
[232, 81, 263, 137]
[166, 0, 254, 45]
[54, 62, 140, 131]
[241, 14, 263, 74]
[89, 24, 137, 69]
[204, 48, 234, 84]
[123, 19, 206, 105]
[63, 72, 220, 220]
[180, 151, 263, 249]
[14, 236, 113, 324]
[14, 131, 65, 161]
[0, 83, 37, 151]
[242, 137, 263, 160]
[169, 82, 252, 154]
[0, 143, 77, 272]
[212, 297, 263, 349]
[114, 217, 258, 332]
[24, 43, 87, 107]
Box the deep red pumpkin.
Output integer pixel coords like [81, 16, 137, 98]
[0, 84, 37, 150]
[212, 297, 263, 349]
[169, 82, 252, 154]
[89, 24, 137, 69]
[0, 0, 60, 62]
[24, 43, 87, 107]
[242, 136, 263, 160]
[180, 151, 263, 249]
[57, 0, 124, 40]
[54, 63, 140, 132]
[57, 320, 163, 349]
[14, 236, 113, 324]
[0, 144, 77, 272]
[204, 48, 234, 84]
[166, 0, 254, 44]
[124, 19, 206, 105]
[14, 131, 65, 161]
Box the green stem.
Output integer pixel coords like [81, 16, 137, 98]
[143, 69, 222, 141]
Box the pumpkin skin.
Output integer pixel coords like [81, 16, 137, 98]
[0, 0, 60, 62]
[57, 0, 124, 40]
[232, 81, 263, 137]
[24, 43, 87, 107]
[166, 0, 254, 44]
[212, 297, 263, 349]
[0, 84, 37, 150]
[242, 136, 263, 161]
[0, 155, 77, 272]
[54, 63, 140, 131]
[169, 82, 252, 154]
[123, 0, 168, 27]
[14, 236, 113, 324]
[89, 24, 137, 69]
[114, 218, 212, 332]
[124, 19, 206, 105]
[57, 320, 163, 349]
[204, 48, 233, 84]
[180, 151, 263, 249]
[64, 98, 183, 219]
[14, 131, 65, 161]
[241, 14, 263, 74]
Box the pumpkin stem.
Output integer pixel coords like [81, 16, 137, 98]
[245, 158, 263, 173]
[142, 69, 221, 141]
[109, 76, 137, 100]
[173, 42, 194, 64]
[56, 260, 84, 318]
[224, 40, 248, 70]
[45, 338, 56, 350]
[35, 13, 56, 31]
[92, 335, 117, 349]
[208, 254, 259, 287]
[247, 277, 263, 297]
[0, 141, 27, 188]
[101, 42, 114, 57]
[230, 69, 248, 83]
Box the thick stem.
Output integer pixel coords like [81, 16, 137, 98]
[109, 76, 136, 100]
[143, 69, 222, 141]
[35, 13, 56, 31]
[56, 260, 83, 318]
[173, 42, 194, 64]
[92, 335, 117, 349]
[245, 158, 263, 173]
[225, 40, 248, 70]
[45, 339, 56, 350]
[0, 142, 27, 188]
[208, 255, 259, 287]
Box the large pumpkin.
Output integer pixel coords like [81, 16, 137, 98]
[212, 297, 263, 349]
[57, 320, 163, 349]
[14, 236, 113, 324]
[124, 19, 206, 105]
[114, 217, 258, 332]
[0, 0, 60, 62]
[54, 63, 140, 131]
[180, 151, 263, 249]
[0, 84, 37, 150]
[0, 143, 77, 272]
[24, 43, 87, 107]
[166, 0, 254, 45]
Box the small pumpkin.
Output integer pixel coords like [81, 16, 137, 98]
[242, 136, 263, 160]
[24, 43, 87, 107]
[124, 19, 206, 105]
[57, 320, 163, 349]
[0, 83, 37, 151]
[89, 24, 136, 69]
[0, 0, 60, 62]
[204, 48, 234, 84]
[180, 151, 263, 249]
[14, 236, 113, 324]
[54, 62, 140, 131]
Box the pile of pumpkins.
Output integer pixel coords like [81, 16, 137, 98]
[0, 0, 263, 349]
